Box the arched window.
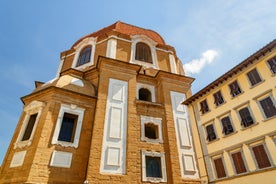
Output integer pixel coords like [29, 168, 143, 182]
[135, 42, 152, 63]
[145, 123, 158, 139]
[139, 88, 152, 102]
[76, 46, 92, 67]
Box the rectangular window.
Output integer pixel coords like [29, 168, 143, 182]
[239, 107, 254, 127]
[267, 56, 276, 74]
[259, 96, 276, 119]
[146, 156, 162, 178]
[213, 91, 224, 106]
[229, 80, 242, 97]
[221, 116, 234, 135]
[206, 124, 216, 142]
[21, 113, 38, 141]
[231, 152, 247, 174]
[213, 157, 226, 178]
[142, 151, 167, 182]
[200, 99, 209, 114]
[58, 113, 78, 142]
[252, 144, 271, 169]
[247, 68, 262, 86]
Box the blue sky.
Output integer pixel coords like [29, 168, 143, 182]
[0, 0, 275, 164]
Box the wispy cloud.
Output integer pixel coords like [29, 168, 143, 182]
[183, 49, 219, 75]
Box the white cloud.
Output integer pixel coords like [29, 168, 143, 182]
[183, 49, 219, 75]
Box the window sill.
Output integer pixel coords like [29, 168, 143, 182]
[13, 140, 32, 149]
[136, 99, 163, 107]
[230, 91, 244, 99]
[201, 110, 211, 116]
[222, 131, 238, 138]
[141, 138, 163, 144]
[143, 177, 166, 183]
[249, 80, 265, 89]
[262, 115, 276, 122]
[206, 138, 220, 145]
[131, 59, 158, 69]
[240, 122, 259, 131]
[214, 101, 227, 108]
[52, 141, 78, 148]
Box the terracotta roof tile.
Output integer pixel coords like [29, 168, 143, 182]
[72, 21, 165, 48]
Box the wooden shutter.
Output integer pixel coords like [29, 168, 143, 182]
[260, 97, 276, 118]
[247, 69, 261, 86]
[252, 144, 271, 169]
[239, 107, 253, 127]
[221, 116, 233, 135]
[135, 42, 152, 63]
[214, 158, 226, 178]
[268, 57, 276, 73]
[231, 152, 247, 174]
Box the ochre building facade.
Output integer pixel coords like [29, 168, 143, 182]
[0, 22, 200, 184]
[184, 40, 276, 184]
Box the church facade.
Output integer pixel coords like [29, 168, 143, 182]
[0, 22, 200, 184]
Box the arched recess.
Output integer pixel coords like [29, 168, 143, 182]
[71, 37, 96, 70]
[130, 35, 158, 69]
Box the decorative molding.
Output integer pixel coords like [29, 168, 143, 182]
[10, 151, 26, 168]
[14, 101, 45, 149]
[51, 104, 85, 148]
[72, 37, 96, 70]
[130, 35, 159, 69]
[140, 115, 163, 143]
[169, 54, 177, 74]
[106, 38, 117, 59]
[141, 150, 167, 182]
[50, 151, 72, 168]
[170, 91, 199, 179]
[100, 78, 128, 174]
[137, 83, 156, 102]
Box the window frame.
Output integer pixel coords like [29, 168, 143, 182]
[135, 42, 153, 63]
[246, 68, 262, 87]
[250, 143, 272, 169]
[205, 123, 217, 142]
[230, 150, 248, 175]
[258, 95, 276, 119]
[51, 104, 85, 148]
[72, 37, 96, 70]
[141, 151, 167, 182]
[238, 106, 255, 128]
[220, 116, 234, 136]
[76, 45, 92, 67]
[137, 83, 156, 103]
[267, 55, 276, 74]
[229, 80, 242, 97]
[14, 101, 45, 149]
[212, 156, 227, 179]
[200, 99, 209, 114]
[140, 115, 163, 144]
[130, 35, 158, 69]
[213, 91, 225, 106]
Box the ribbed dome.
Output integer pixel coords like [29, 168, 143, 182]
[71, 21, 165, 48]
